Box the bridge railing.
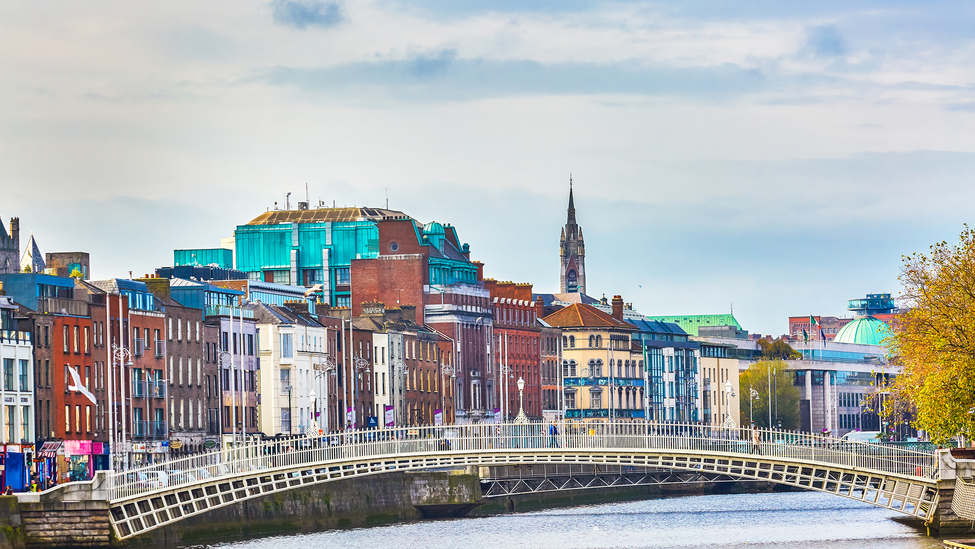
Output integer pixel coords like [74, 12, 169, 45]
[107, 421, 937, 501]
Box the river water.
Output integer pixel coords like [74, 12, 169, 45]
[211, 492, 944, 549]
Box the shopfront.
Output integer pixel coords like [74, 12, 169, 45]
[36, 441, 62, 489]
[0, 444, 31, 491]
[63, 440, 93, 482]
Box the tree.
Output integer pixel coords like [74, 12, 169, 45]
[889, 225, 975, 443]
[757, 338, 801, 360]
[738, 360, 801, 429]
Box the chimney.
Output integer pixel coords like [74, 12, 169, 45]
[534, 296, 545, 320]
[612, 295, 624, 321]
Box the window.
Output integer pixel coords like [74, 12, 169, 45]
[21, 406, 29, 441]
[2, 359, 12, 392]
[280, 334, 293, 358]
[335, 268, 351, 284]
[75, 404, 81, 433]
[63, 325, 69, 353]
[590, 390, 602, 409]
[65, 405, 70, 434]
[85, 405, 91, 433]
[84, 326, 90, 354]
[280, 369, 291, 391]
[248, 334, 254, 356]
[569, 335, 575, 348]
[222, 331, 229, 352]
[565, 391, 576, 409]
[281, 408, 291, 432]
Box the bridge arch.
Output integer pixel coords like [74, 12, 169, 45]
[105, 423, 938, 540]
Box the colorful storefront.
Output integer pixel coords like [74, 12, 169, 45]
[0, 443, 33, 491]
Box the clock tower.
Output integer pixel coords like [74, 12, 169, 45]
[559, 178, 586, 294]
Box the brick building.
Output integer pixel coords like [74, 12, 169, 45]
[484, 280, 542, 421]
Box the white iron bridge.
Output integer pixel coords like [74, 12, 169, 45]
[105, 422, 939, 540]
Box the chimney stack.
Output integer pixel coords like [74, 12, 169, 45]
[534, 295, 545, 320]
[612, 295, 624, 321]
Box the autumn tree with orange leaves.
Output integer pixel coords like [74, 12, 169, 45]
[890, 225, 975, 444]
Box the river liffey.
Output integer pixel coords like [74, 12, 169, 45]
[211, 492, 944, 549]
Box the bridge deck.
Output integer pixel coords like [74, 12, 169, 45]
[102, 422, 939, 539]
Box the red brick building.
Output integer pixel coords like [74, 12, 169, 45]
[351, 217, 492, 424]
[484, 280, 542, 421]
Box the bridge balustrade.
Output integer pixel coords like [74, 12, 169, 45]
[107, 421, 937, 502]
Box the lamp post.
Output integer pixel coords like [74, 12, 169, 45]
[308, 388, 318, 435]
[749, 387, 759, 425]
[313, 353, 336, 432]
[723, 379, 737, 428]
[351, 356, 370, 429]
[109, 342, 134, 472]
[514, 376, 528, 424]
[441, 363, 455, 425]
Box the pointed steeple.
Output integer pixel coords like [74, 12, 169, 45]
[566, 174, 576, 225]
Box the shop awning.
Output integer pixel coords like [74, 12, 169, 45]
[38, 441, 62, 458]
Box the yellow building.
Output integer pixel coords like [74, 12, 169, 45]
[542, 301, 644, 424]
[698, 341, 741, 427]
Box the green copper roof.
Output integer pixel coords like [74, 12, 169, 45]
[644, 314, 742, 336]
[834, 316, 889, 346]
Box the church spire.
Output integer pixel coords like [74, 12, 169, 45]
[567, 174, 576, 225]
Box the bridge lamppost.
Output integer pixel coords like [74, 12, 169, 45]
[350, 356, 370, 429]
[441, 363, 455, 425]
[313, 353, 336, 432]
[722, 379, 737, 428]
[749, 388, 759, 425]
[514, 377, 528, 424]
[109, 342, 134, 472]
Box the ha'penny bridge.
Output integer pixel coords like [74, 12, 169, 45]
[21, 421, 975, 544]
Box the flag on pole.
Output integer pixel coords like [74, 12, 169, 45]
[820, 328, 826, 341]
[809, 315, 818, 326]
[802, 329, 809, 343]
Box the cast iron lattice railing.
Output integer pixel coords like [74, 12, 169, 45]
[108, 421, 937, 502]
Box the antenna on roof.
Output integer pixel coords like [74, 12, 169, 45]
[305, 183, 309, 204]
[385, 188, 388, 209]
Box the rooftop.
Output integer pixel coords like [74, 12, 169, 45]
[542, 303, 635, 330]
[245, 207, 410, 226]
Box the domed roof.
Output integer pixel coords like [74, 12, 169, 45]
[422, 221, 445, 236]
[834, 316, 889, 346]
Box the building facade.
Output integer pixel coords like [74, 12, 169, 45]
[543, 301, 643, 423]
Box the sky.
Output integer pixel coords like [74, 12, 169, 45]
[2, 1, 974, 336]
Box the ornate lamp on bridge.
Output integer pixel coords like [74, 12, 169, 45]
[514, 376, 529, 424]
[723, 379, 737, 428]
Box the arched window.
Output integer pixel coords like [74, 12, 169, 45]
[569, 335, 575, 348]
[588, 335, 595, 348]
[569, 360, 577, 377]
[595, 359, 603, 377]
[596, 335, 602, 347]
[562, 336, 567, 348]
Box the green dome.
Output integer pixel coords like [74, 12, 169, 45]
[834, 317, 889, 345]
[422, 221, 445, 236]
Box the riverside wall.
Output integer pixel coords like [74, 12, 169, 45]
[126, 469, 482, 547]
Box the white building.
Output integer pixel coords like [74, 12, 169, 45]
[251, 302, 326, 436]
[0, 296, 34, 445]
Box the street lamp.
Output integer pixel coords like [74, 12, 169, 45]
[313, 353, 336, 432]
[514, 377, 528, 424]
[441, 363, 455, 425]
[749, 387, 759, 425]
[350, 356, 370, 429]
[308, 388, 318, 435]
[723, 379, 737, 428]
[109, 342, 134, 472]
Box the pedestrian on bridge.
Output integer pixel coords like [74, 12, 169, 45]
[751, 423, 762, 455]
[549, 423, 560, 448]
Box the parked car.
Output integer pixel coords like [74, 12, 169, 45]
[138, 471, 168, 489]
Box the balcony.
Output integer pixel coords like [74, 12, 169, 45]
[133, 420, 167, 439]
[205, 305, 254, 319]
[132, 380, 147, 398]
[149, 380, 167, 399]
[154, 340, 165, 358]
[35, 297, 89, 317]
[133, 338, 145, 358]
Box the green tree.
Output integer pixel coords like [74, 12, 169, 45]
[889, 225, 975, 443]
[738, 360, 801, 429]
